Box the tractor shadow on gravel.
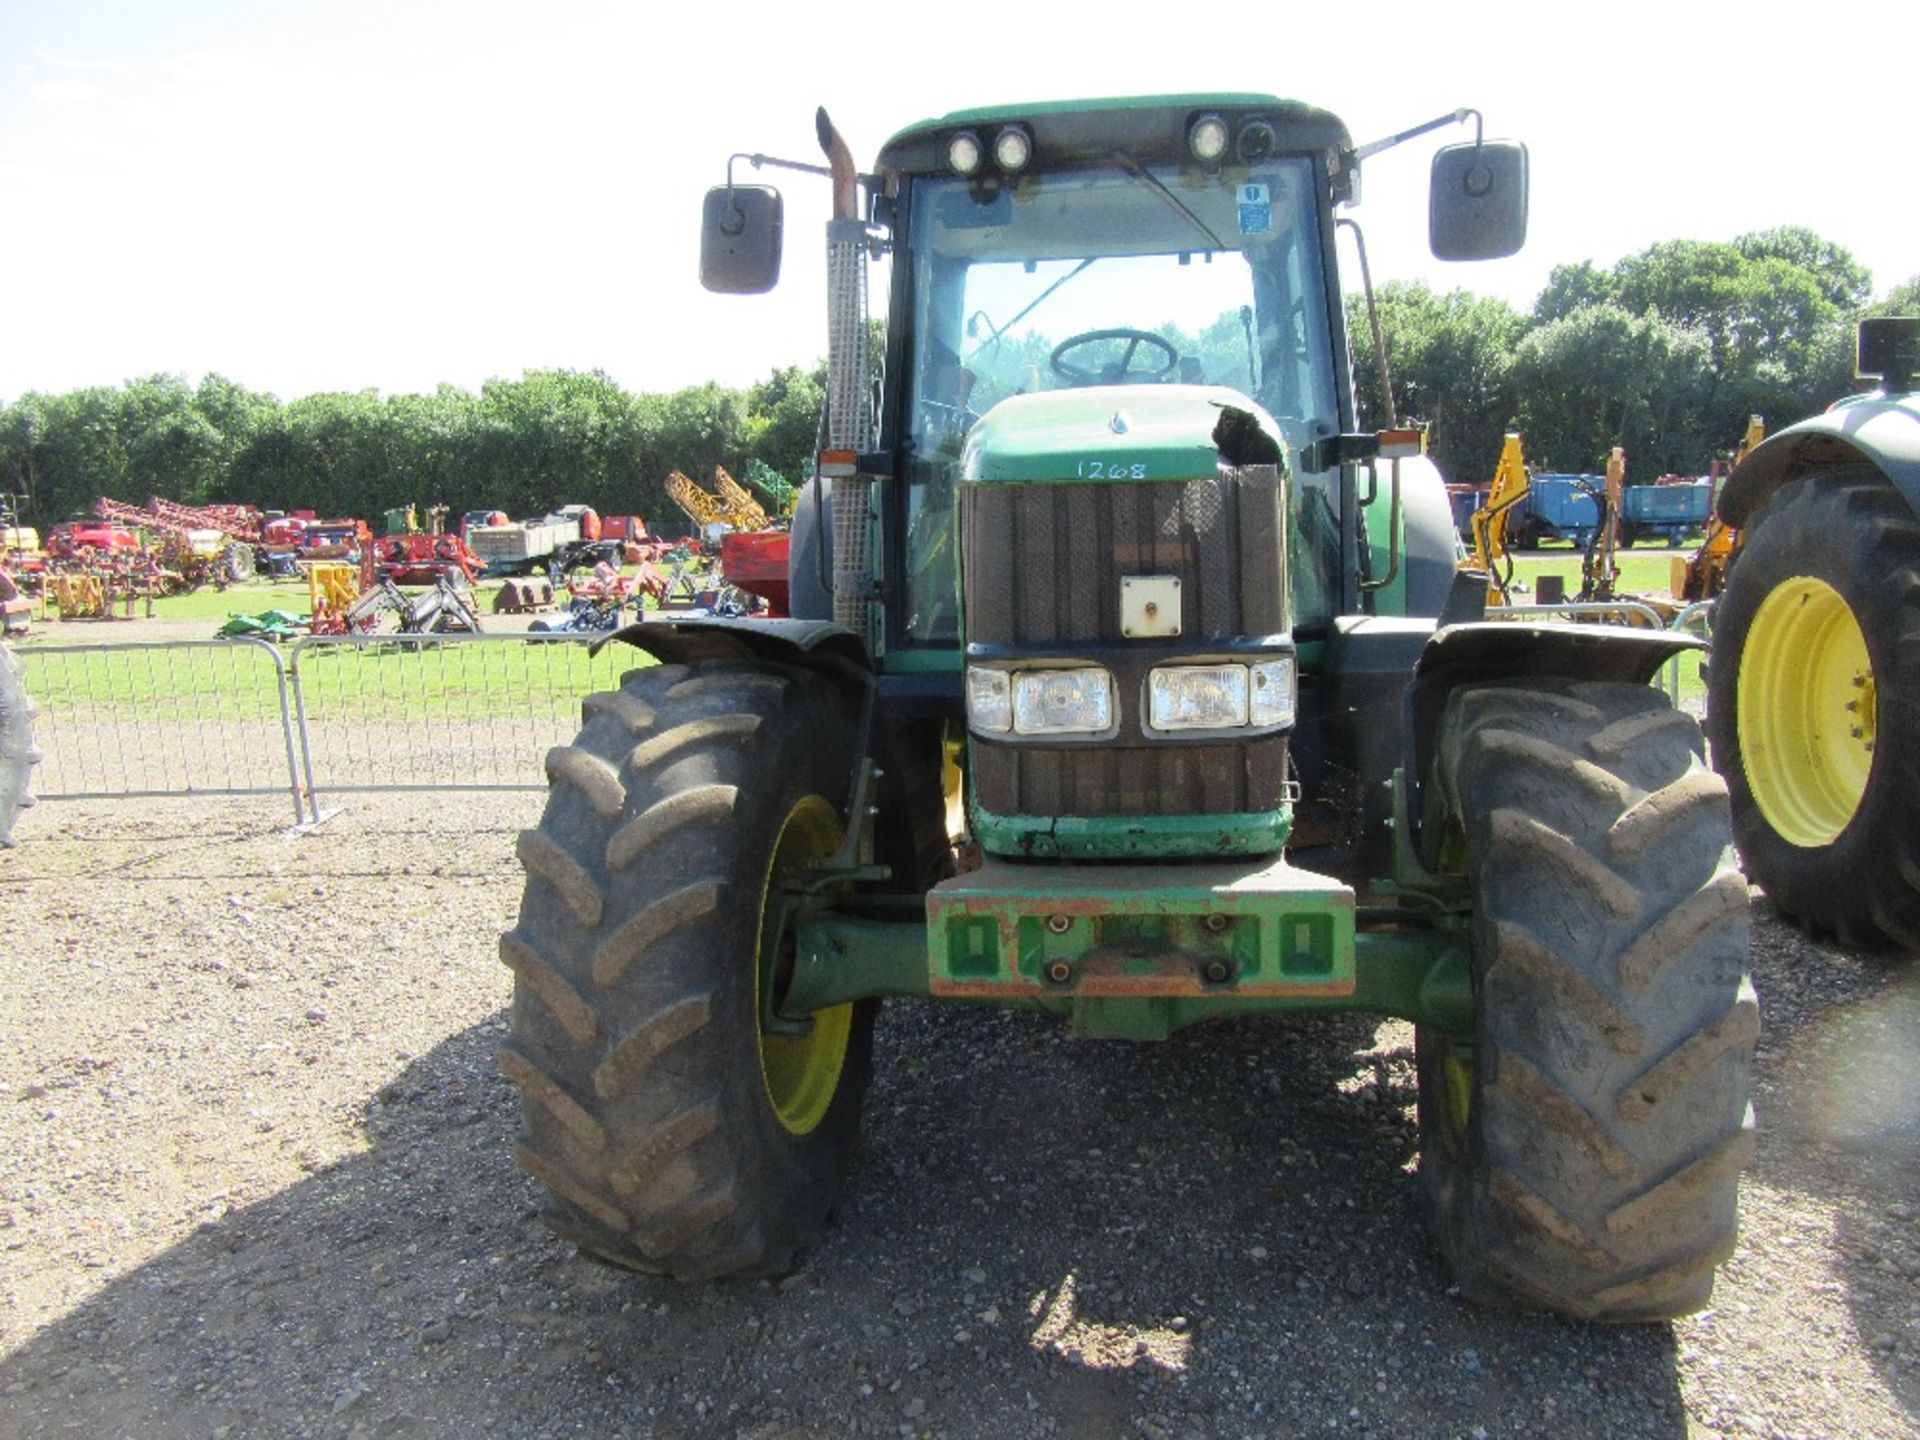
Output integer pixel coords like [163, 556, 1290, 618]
[1740, 908, 1920, 1425]
[0, 997, 1691, 1439]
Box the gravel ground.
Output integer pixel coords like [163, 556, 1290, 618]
[1, 791, 1916, 1440]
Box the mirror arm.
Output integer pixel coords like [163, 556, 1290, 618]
[1349, 107, 1482, 165]
[720, 152, 883, 225]
[727, 151, 834, 186]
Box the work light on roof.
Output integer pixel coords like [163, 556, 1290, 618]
[993, 125, 1033, 172]
[1237, 118, 1277, 162]
[1188, 113, 1230, 165]
[948, 130, 984, 176]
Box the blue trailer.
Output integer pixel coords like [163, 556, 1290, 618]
[1445, 484, 1488, 541]
[1523, 473, 1603, 546]
[1618, 480, 1712, 543]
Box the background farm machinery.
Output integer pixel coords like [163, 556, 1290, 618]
[1449, 467, 1715, 551]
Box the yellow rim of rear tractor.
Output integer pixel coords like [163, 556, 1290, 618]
[1737, 575, 1876, 848]
[756, 795, 854, 1136]
[1443, 1051, 1473, 1139]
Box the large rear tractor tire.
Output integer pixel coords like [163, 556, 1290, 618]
[1706, 469, 1920, 949]
[1418, 679, 1755, 1321]
[0, 645, 40, 847]
[501, 658, 875, 1277]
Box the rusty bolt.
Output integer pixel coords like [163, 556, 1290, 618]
[1046, 914, 1071, 934]
[1202, 913, 1229, 934]
[1852, 727, 1866, 739]
[1202, 960, 1232, 984]
[1044, 959, 1073, 985]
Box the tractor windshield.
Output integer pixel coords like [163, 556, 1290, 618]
[898, 155, 1340, 645]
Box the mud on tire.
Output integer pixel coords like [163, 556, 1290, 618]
[1418, 679, 1755, 1321]
[1706, 469, 1920, 949]
[501, 658, 874, 1278]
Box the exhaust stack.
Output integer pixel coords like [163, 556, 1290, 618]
[817, 108, 874, 639]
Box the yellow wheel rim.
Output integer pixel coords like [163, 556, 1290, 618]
[1738, 575, 1876, 847]
[756, 795, 853, 1136]
[1443, 1051, 1473, 1139]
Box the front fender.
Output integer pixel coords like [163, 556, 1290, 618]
[1719, 393, 1920, 528]
[593, 615, 870, 670]
[1401, 622, 1704, 855]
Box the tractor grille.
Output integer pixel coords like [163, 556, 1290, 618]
[962, 468, 1289, 821]
[960, 468, 1286, 647]
[971, 734, 1290, 819]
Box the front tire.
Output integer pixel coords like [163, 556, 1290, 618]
[1418, 679, 1755, 1321]
[1706, 469, 1920, 949]
[501, 658, 874, 1277]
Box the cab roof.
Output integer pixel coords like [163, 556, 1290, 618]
[874, 94, 1352, 178]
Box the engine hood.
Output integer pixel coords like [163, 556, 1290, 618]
[959, 385, 1284, 485]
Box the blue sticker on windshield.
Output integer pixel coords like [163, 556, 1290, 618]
[1237, 183, 1271, 236]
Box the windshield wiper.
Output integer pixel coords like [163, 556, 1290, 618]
[1109, 149, 1228, 251]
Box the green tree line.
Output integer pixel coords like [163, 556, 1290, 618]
[1349, 226, 1918, 482]
[0, 364, 826, 535]
[1, 225, 1912, 528]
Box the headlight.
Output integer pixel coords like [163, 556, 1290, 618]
[1149, 665, 1249, 731]
[948, 130, 983, 177]
[1012, 669, 1113, 735]
[993, 125, 1032, 172]
[1249, 658, 1296, 728]
[1236, 117, 1277, 162]
[966, 666, 1011, 733]
[1188, 113, 1229, 164]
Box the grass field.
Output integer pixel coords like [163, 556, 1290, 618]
[1506, 545, 1688, 600]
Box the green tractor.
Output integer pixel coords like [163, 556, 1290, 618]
[1706, 315, 1920, 950]
[501, 95, 1755, 1321]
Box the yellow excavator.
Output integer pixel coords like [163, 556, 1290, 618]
[1673, 416, 1764, 601]
[1465, 432, 1530, 604]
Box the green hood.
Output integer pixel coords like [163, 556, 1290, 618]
[960, 385, 1284, 484]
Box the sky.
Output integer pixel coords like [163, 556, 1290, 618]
[1, 0, 1912, 406]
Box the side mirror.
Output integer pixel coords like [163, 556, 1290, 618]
[1857, 316, 1918, 391]
[701, 185, 784, 294]
[1429, 140, 1528, 261]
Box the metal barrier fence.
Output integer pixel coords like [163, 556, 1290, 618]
[16, 638, 305, 821]
[283, 633, 632, 811]
[11, 603, 1724, 828]
[14, 632, 633, 826]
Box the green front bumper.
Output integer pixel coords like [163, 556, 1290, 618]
[786, 854, 1471, 1042]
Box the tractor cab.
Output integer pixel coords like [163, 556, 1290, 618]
[881, 110, 1346, 649]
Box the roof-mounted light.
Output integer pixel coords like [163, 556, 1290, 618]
[993, 125, 1032, 172]
[1237, 118, 1277, 162]
[1188, 113, 1229, 165]
[948, 130, 983, 177]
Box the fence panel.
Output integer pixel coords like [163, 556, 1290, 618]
[1664, 599, 1716, 708]
[286, 633, 636, 805]
[14, 638, 304, 822]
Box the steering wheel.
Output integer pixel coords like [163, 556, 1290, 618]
[1050, 328, 1180, 386]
